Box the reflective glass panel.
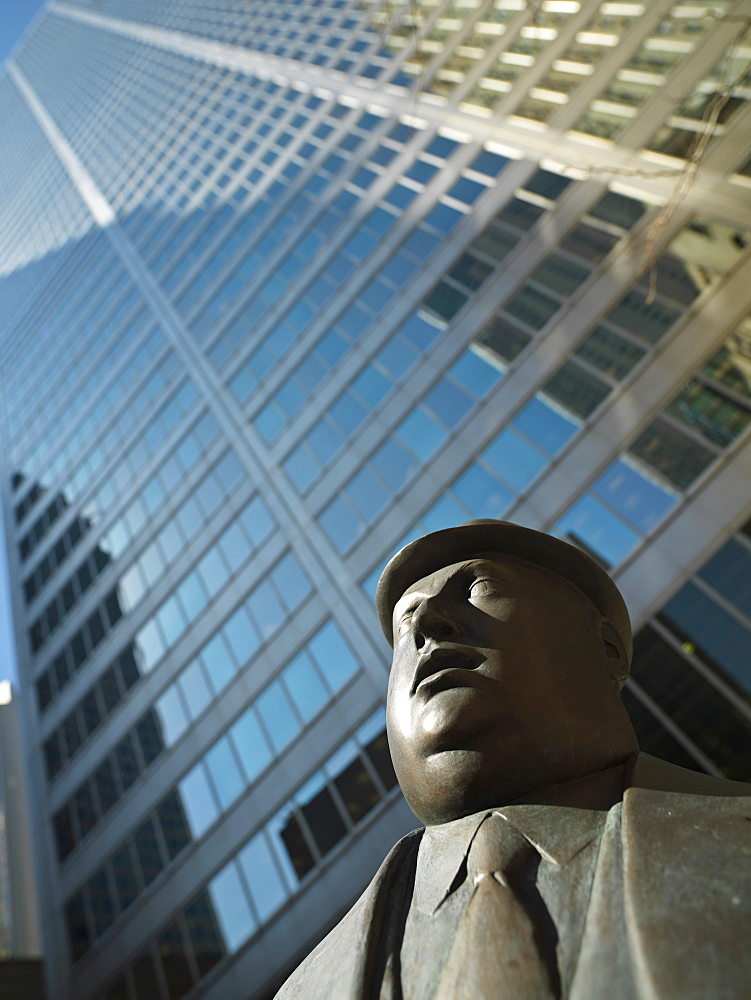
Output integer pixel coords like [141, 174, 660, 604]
[230, 710, 273, 783]
[238, 831, 289, 922]
[205, 739, 245, 809]
[179, 765, 219, 838]
[257, 683, 300, 753]
[208, 863, 256, 953]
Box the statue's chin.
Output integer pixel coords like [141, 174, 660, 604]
[399, 747, 509, 826]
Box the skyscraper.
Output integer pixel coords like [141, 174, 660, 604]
[1, 2, 750, 998]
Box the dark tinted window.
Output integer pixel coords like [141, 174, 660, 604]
[184, 892, 225, 977]
[111, 844, 139, 913]
[159, 922, 194, 1000]
[132, 951, 161, 995]
[135, 818, 164, 886]
[279, 811, 315, 880]
[621, 685, 702, 772]
[54, 806, 75, 861]
[136, 710, 165, 766]
[660, 582, 751, 696]
[523, 169, 571, 200]
[588, 191, 647, 231]
[94, 759, 119, 816]
[698, 540, 751, 619]
[65, 892, 91, 963]
[302, 786, 347, 855]
[115, 734, 141, 790]
[158, 792, 192, 860]
[631, 626, 751, 781]
[629, 416, 714, 490]
[334, 757, 381, 824]
[542, 361, 610, 419]
[363, 731, 398, 790]
[74, 783, 98, 839]
[89, 868, 115, 937]
[478, 315, 531, 363]
[103, 976, 128, 1000]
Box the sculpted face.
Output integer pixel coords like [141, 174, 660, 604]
[386, 554, 637, 824]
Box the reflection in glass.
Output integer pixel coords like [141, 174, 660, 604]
[628, 417, 715, 491]
[247, 582, 286, 637]
[593, 457, 677, 533]
[238, 833, 289, 922]
[205, 739, 245, 809]
[453, 463, 514, 520]
[230, 710, 273, 784]
[667, 378, 751, 449]
[179, 765, 219, 838]
[660, 582, 751, 697]
[555, 492, 640, 568]
[201, 633, 237, 693]
[179, 659, 213, 721]
[283, 651, 329, 723]
[155, 687, 189, 747]
[698, 540, 751, 620]
[575, 324, 645, 381]
[208, 864, 257, 953]
[542, 361, 610, 420]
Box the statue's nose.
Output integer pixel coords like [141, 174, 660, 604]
[412, 600, 459, 645]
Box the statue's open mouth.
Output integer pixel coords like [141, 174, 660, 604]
[412, 646, 485, 694]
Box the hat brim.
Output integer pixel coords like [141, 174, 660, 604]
[375, 520, 632, 661]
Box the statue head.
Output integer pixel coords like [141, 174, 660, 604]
[376, 520, 638, 825]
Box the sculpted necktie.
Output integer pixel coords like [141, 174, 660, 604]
[432, 812, 557, 1000]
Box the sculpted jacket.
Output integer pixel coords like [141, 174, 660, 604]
[275, 755, 751, 1000]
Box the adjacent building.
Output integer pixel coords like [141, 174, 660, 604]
[1, 2, 750, 998]
[0, 681, 46, 997]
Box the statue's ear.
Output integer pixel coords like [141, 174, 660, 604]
[599, 618, 629, 689]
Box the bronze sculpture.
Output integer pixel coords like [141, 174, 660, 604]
[276, 520, 751, 999]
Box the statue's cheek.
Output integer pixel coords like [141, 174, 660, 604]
[387, 686, 413, 742]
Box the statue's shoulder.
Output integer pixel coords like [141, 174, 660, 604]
[623, 753, 751, 860]
[274, 829, 422, 999]
[621, 759, 751, 1000]
[628, 753, 751, 799]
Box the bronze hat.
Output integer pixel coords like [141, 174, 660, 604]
[375, 519, 632, 661]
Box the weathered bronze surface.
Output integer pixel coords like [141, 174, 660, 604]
[276, 520, 751, 999]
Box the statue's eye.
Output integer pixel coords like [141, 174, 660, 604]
[396, 604, 419, 634]
[469, 578, 499, 598]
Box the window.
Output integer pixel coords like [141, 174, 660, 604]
[320, 351, 501, 551]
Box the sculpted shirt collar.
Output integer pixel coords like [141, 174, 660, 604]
[413, 761, 627, 915]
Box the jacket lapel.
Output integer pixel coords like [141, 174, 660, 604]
[356, 830, 420, 1000]
[275, 830, 421, 999]
[569, 802, 638, 1000]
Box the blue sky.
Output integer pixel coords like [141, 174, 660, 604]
[1, 0, 47, 65]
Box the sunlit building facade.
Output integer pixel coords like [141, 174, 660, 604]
[1, 2, 750, 998]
